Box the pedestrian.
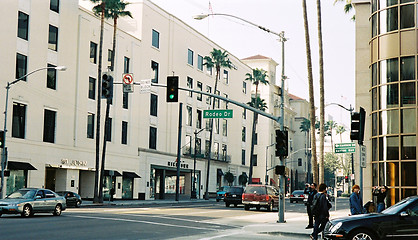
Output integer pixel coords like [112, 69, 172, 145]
[373, 185, 388, 213]
[310, 183, 332, 240]
[349, 184, 364, 215]
[304, 183, 317, 229]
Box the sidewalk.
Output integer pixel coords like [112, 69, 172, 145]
[81, 198, 217, 207]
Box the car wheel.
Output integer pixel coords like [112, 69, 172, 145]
[76, 200, 81, 208]
[267, 201, 273, 212]
[21, 205, 32, 218]
[225, 202, 230, 207]
[348, 229, 376, 240]
[244, 205, 250, 211]
[256, 206, 260, 211]
[53, 204, 62, 216]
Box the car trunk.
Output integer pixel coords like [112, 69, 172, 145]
[242, 186, 267, 202]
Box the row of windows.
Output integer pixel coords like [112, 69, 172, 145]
[371, 108, 417, 136]
[371, 56, 416, 86]
[371, 161, 417, 187]
[15, 53, 58, 90]
[18, 11, 58, 51]
[371, 3, 417, 37]
[372, 0, 415, 13]
[371, 135, 417, 161]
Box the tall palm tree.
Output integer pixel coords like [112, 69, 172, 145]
[325, 120, 337, 152]
[334, 0, 354, 20]
[302, 0, 318, 185]
[203, 48, 233, 200]
[299, 118, 311, 182]
[99, 0, 132, 203]
[91, 0, 107, 204]
[316, 0, 325, 185]
[245, 68, 269, 184]
[335, 125, 346, 143]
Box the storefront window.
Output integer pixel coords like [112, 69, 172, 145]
[387, 188, 400, 207]
[401, 162, 416, 186]
[386, 162, 400, 186]
[372, 138, 378, 161]
[372, 163, 378, 186]
[400, 4, 415, 29]
[165, 176, 185, 194]
[401, 135, 416, 159]
[401, 108, 416, 133]
[381, 84, 399, 109]
[6, 170, 26, 195]
[402, 188, 417, 198]
[122, 177, 133, 199]
[400, 82, 416, 106]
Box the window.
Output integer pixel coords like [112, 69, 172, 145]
[205, 119, 211, 131]
[214, 142, 219, 159]
[48, 25, 58, 51]
[400, 4, 414, 29]
[108, 49, 113, 68]
[214, 119, 219, 134]
[185, 135, 192, 155]
[123, 92, 128, 109]
[43, 109, 56, 143]
[196, 109, 202, 129]
[198, 55, 203, 71]
[243, 109, 247, 119]
[223, 70, 229, 84]
[205, 140, 210, 157]
[12, 103, 26, 139]
[149, 127, 157, 149]
[380, 7, 398, 34]
[50, 0, 59, 13]
[400, 56, 415, 81]
[88, 77, 96, 100]
[254, 133, 258, 145]
[207, 65, 212, 75]
[187, 77, 193, 97]
[150, 94, 158, 116]
[188, 49, 193, 66]
[152, 29, 159, 48]
[197, 81, 202, 101]
[380, 58, 398, 84]
[298, 158, 302, 166]
[151, 61, 159, 83]
[122, 121, 128, 145]
[186, 106, 192, 126]
[206, 85, 212, 104]
[252, 155, 258, 166]
[242, 81, 247, 94]
[222, 119, 227, 136]
[215, 90, 220, 108]
[196, 138, 201, 155]
[124, 56, 130, 73]
[224, 94, 228, 109]
[105, 117, 112, 142]
[16, 53, 27, 81]
[47, 64, 57, 90]
[222, 144, 227, 161]
[18, 11, 29, 40]
[241, 150, 246, 165]
[90, 42, 97, 64]
[87, 113, 94, 139]
[242, 127, 246, 142]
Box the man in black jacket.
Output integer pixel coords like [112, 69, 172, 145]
[310, 183, 332, 240]
[304, 183, 317, 229]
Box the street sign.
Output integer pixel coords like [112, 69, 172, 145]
[123, 73, 134, 93]
[140, 79, 151, 93]
[360, 145, 366, 168]
[335, 142, 356, 153]
[335, 168, 344, 177]
[203, 109, 233, 118]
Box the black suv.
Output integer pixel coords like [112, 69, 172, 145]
[224, 186, 244, 207]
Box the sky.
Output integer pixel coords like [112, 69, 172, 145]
[148, 0, 356, 127]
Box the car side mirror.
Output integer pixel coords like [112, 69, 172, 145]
[35, 195, 41, 199]
[400, 211, 409, 217]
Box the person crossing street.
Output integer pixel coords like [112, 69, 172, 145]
[304, 183, 317, 229]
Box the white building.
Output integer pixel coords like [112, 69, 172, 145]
[0, 0, 255, 200]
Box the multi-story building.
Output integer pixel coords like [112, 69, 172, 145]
[0, 0, 254, 200]
[353, 0, 417, 205]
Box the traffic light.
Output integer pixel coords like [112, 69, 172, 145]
[345, 176, 349, 183]
[0, 130, 4, 149]
[166, 76, 179, 102]
[350, 107, 366, 145]
[275, 165, 285, 175]
[102, 72, 114, 99]
[275, 130, 288, 157]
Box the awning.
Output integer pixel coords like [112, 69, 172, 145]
[252, 178, 261, 183]
[123, 171, 141, 178]
[104, 170, 122, 176]
[7, 161, 37, 170]
[242, 172, 248, 178]
[217, 169, 223, 176]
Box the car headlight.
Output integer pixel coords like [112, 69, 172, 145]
[8, 203, 21, 207]
[330, 222, 342, 233]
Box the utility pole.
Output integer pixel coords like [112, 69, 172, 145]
[175, 103, 183, 202]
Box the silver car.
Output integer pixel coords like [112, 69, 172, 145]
[0, 188, 66, 218]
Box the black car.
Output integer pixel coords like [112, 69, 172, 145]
[224, 186, 244, 207]
[324, 195, 418, 240]
[56, 191, 82, 208]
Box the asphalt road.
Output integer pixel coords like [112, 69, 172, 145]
[0, 198, 350, 240]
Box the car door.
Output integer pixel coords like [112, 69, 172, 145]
[66, 192, 76, 206]
[268, 187, 279, 207]
[33, 190, 47, 212]
[44, 190, 58, 211]
[391, 201, 418, 239]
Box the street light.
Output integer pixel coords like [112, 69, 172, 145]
[1, 66, 67, 199]
[191, 128, 205, 199]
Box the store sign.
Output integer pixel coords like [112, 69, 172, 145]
[61, 158, 87, 167]
[167, 161, 189, 169]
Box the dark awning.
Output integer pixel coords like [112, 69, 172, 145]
[7, 161, 37, 170]
[104, 170, 122, 176]
[123, 171, 141, 178]
[217, 169, 223, 176]
[242, 172, 248, 178]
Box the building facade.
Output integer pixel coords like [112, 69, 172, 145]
[0, 0, 255, 200]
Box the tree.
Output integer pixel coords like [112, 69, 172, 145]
[325, 120, 337, 152]
[238, 173, 248, 186]
[98, 0, 132, 203]
[245, 68, 269, 184]
[224, 171, 235, 186]
[302, 0, 318, 185]
[335, 125, 346, 143]
[334, 0, 354, 21]
[203, 49, 233, 200]
[324, 153, 341, 187]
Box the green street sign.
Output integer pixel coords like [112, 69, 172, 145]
[335, 143, 356, 153]
[203, 109, 233, 119]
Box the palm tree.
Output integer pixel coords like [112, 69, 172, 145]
[299, 118, 311, 182]
[302, 0, 318, 185]
[203, 49, 233, 200]
[99, 0, 132, 203]
[335, 125, 346, 143]
[325, 120, 337, 152]
[334, 0, 354, 20]
[245, 68, 269, 184]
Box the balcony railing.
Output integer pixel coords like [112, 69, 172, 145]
[183, 147, 231, 163]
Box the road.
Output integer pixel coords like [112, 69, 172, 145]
[0, 198, 350, 240]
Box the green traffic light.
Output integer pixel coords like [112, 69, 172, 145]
[169, 94, 174, 99]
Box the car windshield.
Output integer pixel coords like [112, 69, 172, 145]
[219, 186, 230, 192]
[245, 186, 266, 195]
[227, 187, 243, 194]
[292, 191, 304, 195]
[382, 198, 414, 215]
[6, 189, 36, 199]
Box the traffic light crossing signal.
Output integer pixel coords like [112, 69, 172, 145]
[275, 130, 288, 157]
[275, 165, 285, 175]
[0, 130, 4, 149]
[102, 72, 114, 99]
[167, 76, 179, 102]
[350, 107, 366, 145]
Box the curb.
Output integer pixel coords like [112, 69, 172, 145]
[263, 231, 311, 237]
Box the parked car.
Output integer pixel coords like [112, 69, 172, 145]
[224, 186, 244, 207]
[216, 186, 231, 202]
[324, 195, 418, 240]
[0, 188, 66, 218]
[56, 191, 82, 208]
[242, 184, 279, 211]
[290, 190, 305, 203]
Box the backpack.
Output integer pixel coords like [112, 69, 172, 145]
[310, 193, 321, 217]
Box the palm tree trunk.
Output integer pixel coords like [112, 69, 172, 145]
[317, 0, 325, 184]
[302, 0, 318, 185]
[249, 84, 259, 184]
